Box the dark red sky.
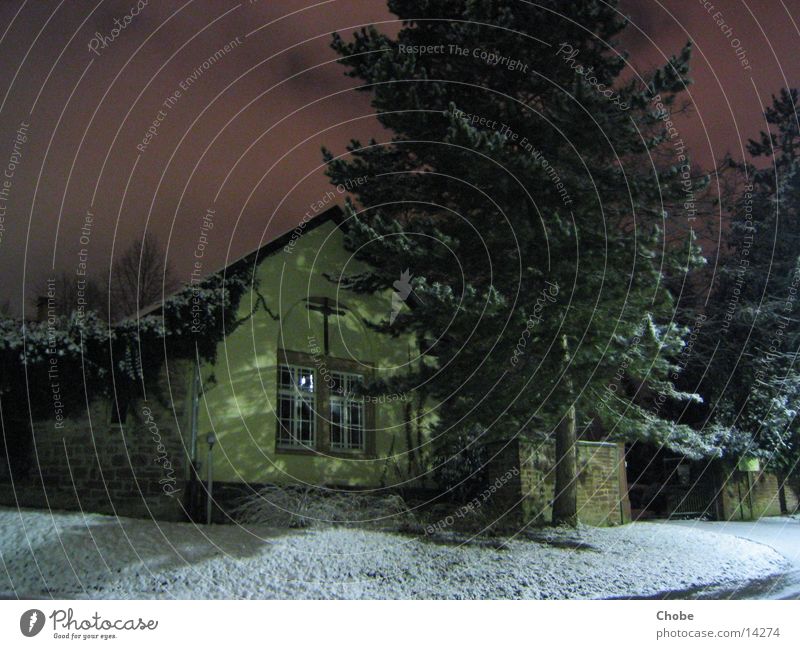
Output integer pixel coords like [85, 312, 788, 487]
[0, 0, 797, 314]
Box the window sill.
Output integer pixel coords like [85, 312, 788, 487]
[275, 446, 375, 460]
[275, 445, 319, 456]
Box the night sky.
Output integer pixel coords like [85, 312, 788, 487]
[0, 0, 797, 314]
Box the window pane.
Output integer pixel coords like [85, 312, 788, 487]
[348, 403, 362, 426]
[330, 400, 343, 447]
[330, 400, 343, 423]
[277, 364, 316, 448]
[329, 372, 366, 451]
[351, 425, 363, 450]
[298, 370, 314, 393]
[279, 397, 291, 422]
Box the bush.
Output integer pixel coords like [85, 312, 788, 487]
[233, 485, 416, 530]
[431, 424, 489, 502]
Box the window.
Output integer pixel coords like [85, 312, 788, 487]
[275, 351, 374, 456]
[277, 365, 316, 449]
[329, 372, 365, 451]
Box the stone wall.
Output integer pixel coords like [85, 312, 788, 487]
[718, 468, 799, 520]
[0, 361, 193, 521]
[487, 438, 630, 528]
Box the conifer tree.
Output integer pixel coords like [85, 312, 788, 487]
[700, 89, 800, 503]
[324, 0, 713, 524]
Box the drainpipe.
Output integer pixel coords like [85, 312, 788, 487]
[736, 474, 745, 520]
[206, 432, 216, 525]
[188, 364, 201, 521]
[190, 364, 200, 468]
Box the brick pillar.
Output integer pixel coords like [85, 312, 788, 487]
[485, 439, 525, 530]
[618, 443, 632, 523]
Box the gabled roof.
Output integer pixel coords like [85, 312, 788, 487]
[236, 204, 345, 267]
[130, 204, 344, 322]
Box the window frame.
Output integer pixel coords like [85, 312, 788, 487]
[275, 363, 317, 451]
[275, 349, 376, 458]
[328, 370, 367, 453]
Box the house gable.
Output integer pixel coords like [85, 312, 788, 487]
[197, 210, 418, 489]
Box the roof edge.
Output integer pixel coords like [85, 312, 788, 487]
[127, 204, 345, 323]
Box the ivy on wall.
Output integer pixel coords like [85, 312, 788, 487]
[0, 252, 259, 423]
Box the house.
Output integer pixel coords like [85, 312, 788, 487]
[0, 204, 633, 526]
[191, 205, 425, 514]
[0, 206, 426, 521]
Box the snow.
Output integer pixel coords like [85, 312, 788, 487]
[233, 485, 414, 529]
[0, 507, 789, 599]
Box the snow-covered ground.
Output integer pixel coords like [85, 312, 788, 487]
[0, 507, 789, 599]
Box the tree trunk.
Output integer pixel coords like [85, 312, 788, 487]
[552, 334, 578, 526]
[788, 472, 800, 515]
[552, 403, 578, 526]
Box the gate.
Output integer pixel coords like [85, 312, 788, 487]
[662, 458, 718, 519]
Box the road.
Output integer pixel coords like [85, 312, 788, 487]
[663, 517, 800, 599]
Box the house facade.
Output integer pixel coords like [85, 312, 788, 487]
[1, 205, 636, 526]
[194, 207, 424, 499]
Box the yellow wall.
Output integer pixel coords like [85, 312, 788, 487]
[198, 219, 420, 488]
